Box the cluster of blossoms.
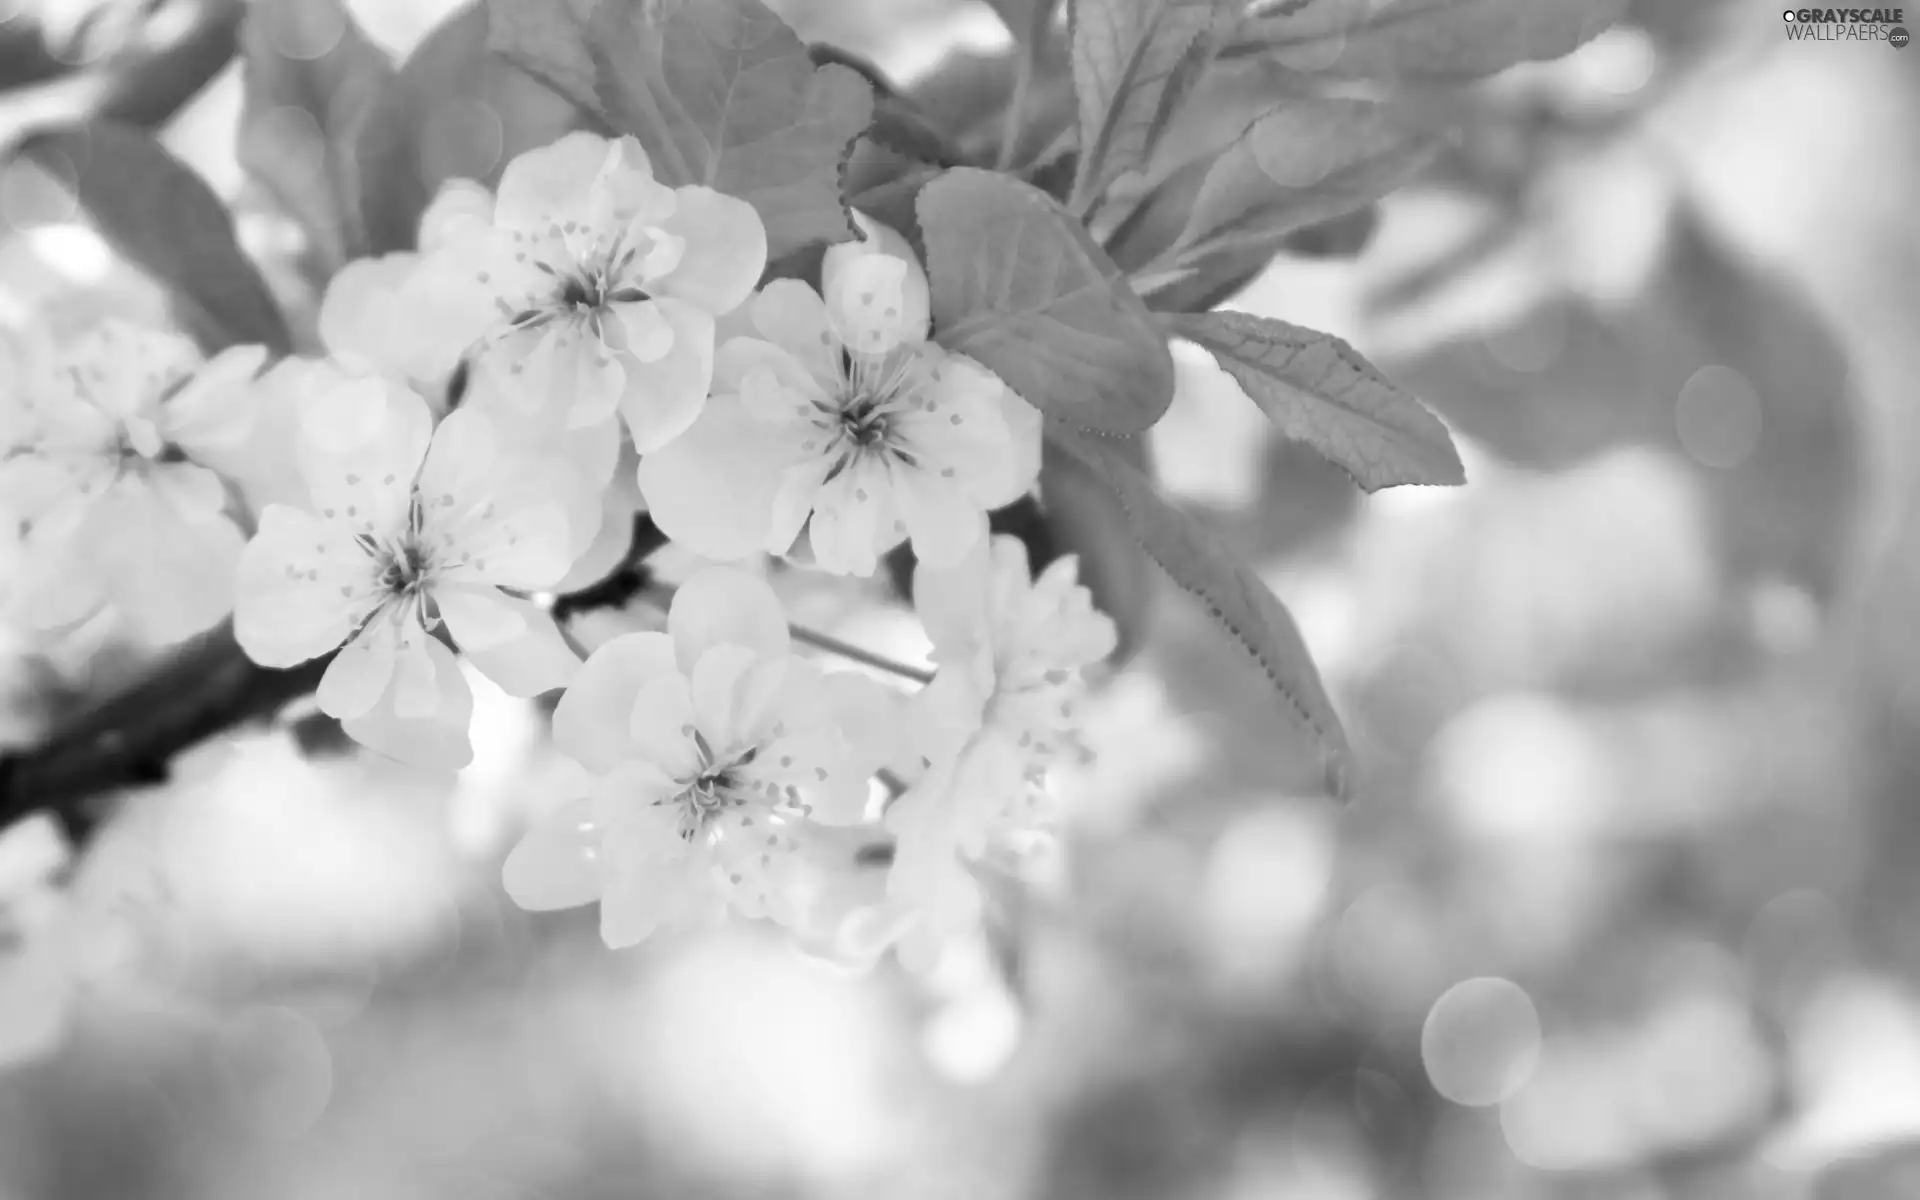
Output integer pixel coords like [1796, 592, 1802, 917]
[0, 133, 1114, 965]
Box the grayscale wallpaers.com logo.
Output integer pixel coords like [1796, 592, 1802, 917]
[1783, 7, 1911, 45]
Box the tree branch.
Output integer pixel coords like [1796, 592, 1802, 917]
[0, 623, 325, 841]
[0, 514, 671, 843]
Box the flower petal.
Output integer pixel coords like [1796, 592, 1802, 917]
[296, 375, 434, 539]
[742, 661, 892, 826]
[911, 533, 999, 662]
[598, 844, 701, 949]
[416, 404, 500, 498]
[616, 298, 715, 454]
[990, 388, 1044, 509]
[434, 582, 527, 651]
[161, 343, 267, 456]
[340, 635, 475, 770]
[83, 482, 245, 645]
[716, 334, 833, 423]
[61, 321, 200, 420]
[502, 797, 606, 913]
[318, 614, 399, 720]
[628, 672, 701, 780]
[634, 393, 790, 562]
[551, 631, 679, 773]
[418, 409, 581, 589]
[146, 462, 230, 524]
[552, 472, 644, 593]
[821, 221, 931, 357]
[233, 504, 381, 666]
[746, 281, 841, 390]
[775, 820, 912, 967]
[432, 495, 576, 591]
[459, 596, 582, 697]
[494, 131, 621, 230]
[815, 669, 906, 822]
[806, 458, 894, 576]
[650, 186, 768, 315]
[418, 177, 495, 252]
[388, 624, 444, 719]
[610, 299, 674, 363]
[892, 463, 989, 570]
[208, 357, 327, 513]
[494, 319, 627, 429]
[667, 566, 790, 675]
[316, 254, 423, 380]
[688, 644, 786, 758]
[596, 787, 706, 948]
[401, 244, 522, 382]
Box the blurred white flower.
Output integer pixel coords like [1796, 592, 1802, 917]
[0, 320, 265, 644]
[886, 535, 1115, 958]
[233, 375, 593, 770]
[0, 814, 74, 1070]
[318, 178, 496, 407]
[913, 534, 1118, 769]
[504, 567, 898, 949]
[406, 131, 767, 451]
[637, 213, 1041, 575]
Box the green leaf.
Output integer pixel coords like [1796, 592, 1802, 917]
[845, 136, 944, 248]
[1051, 425, 1351, 795]
[17, 122, 291, 354]
[1039, 436, 1156, 666]
[1233, 0, 1627, 79]
[237, 0, 392, 271]
[1170, 309, 1462, 490]
[488, 0, 873, 261]
[918, 167, 1174, 436]
[357, 2, 586, 254]
[1167, 97, 1438, 271]
[1120, 206, 1386, 314]
[842, 73, 962, 250]
[1068, 0, 1238, 214]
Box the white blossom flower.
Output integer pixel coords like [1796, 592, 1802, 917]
[405, 132, 767, 451]
[233, 375, 592, 770]
[636, 214, 1042, 576]
[0, 320, 265, 644]
[503, 567, 898, 948]
[317, 177, 506, 410]
[0, 814, 74, 1069]
[296, 205, 636, 588]
[884, 534, 1115, 957]
[911, 534, 1118, 777]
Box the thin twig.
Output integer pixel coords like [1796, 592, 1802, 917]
[787, 623, 934, 685]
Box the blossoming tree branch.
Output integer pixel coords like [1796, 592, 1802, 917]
[0, 0, 1623, 964]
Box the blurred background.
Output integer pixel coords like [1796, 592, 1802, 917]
[4, 0, 1920, 1196]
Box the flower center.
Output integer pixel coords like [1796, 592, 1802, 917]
[358, 494, 438, 605]
[839, 395, 893, 449]
[662, 731, 759, 842]
[500, 239, 654, 334]
[557, 276, 605, 310]
[112, 429, 184, 466]
[374, 538, 433, 596]
[827, 347, 927, 464]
